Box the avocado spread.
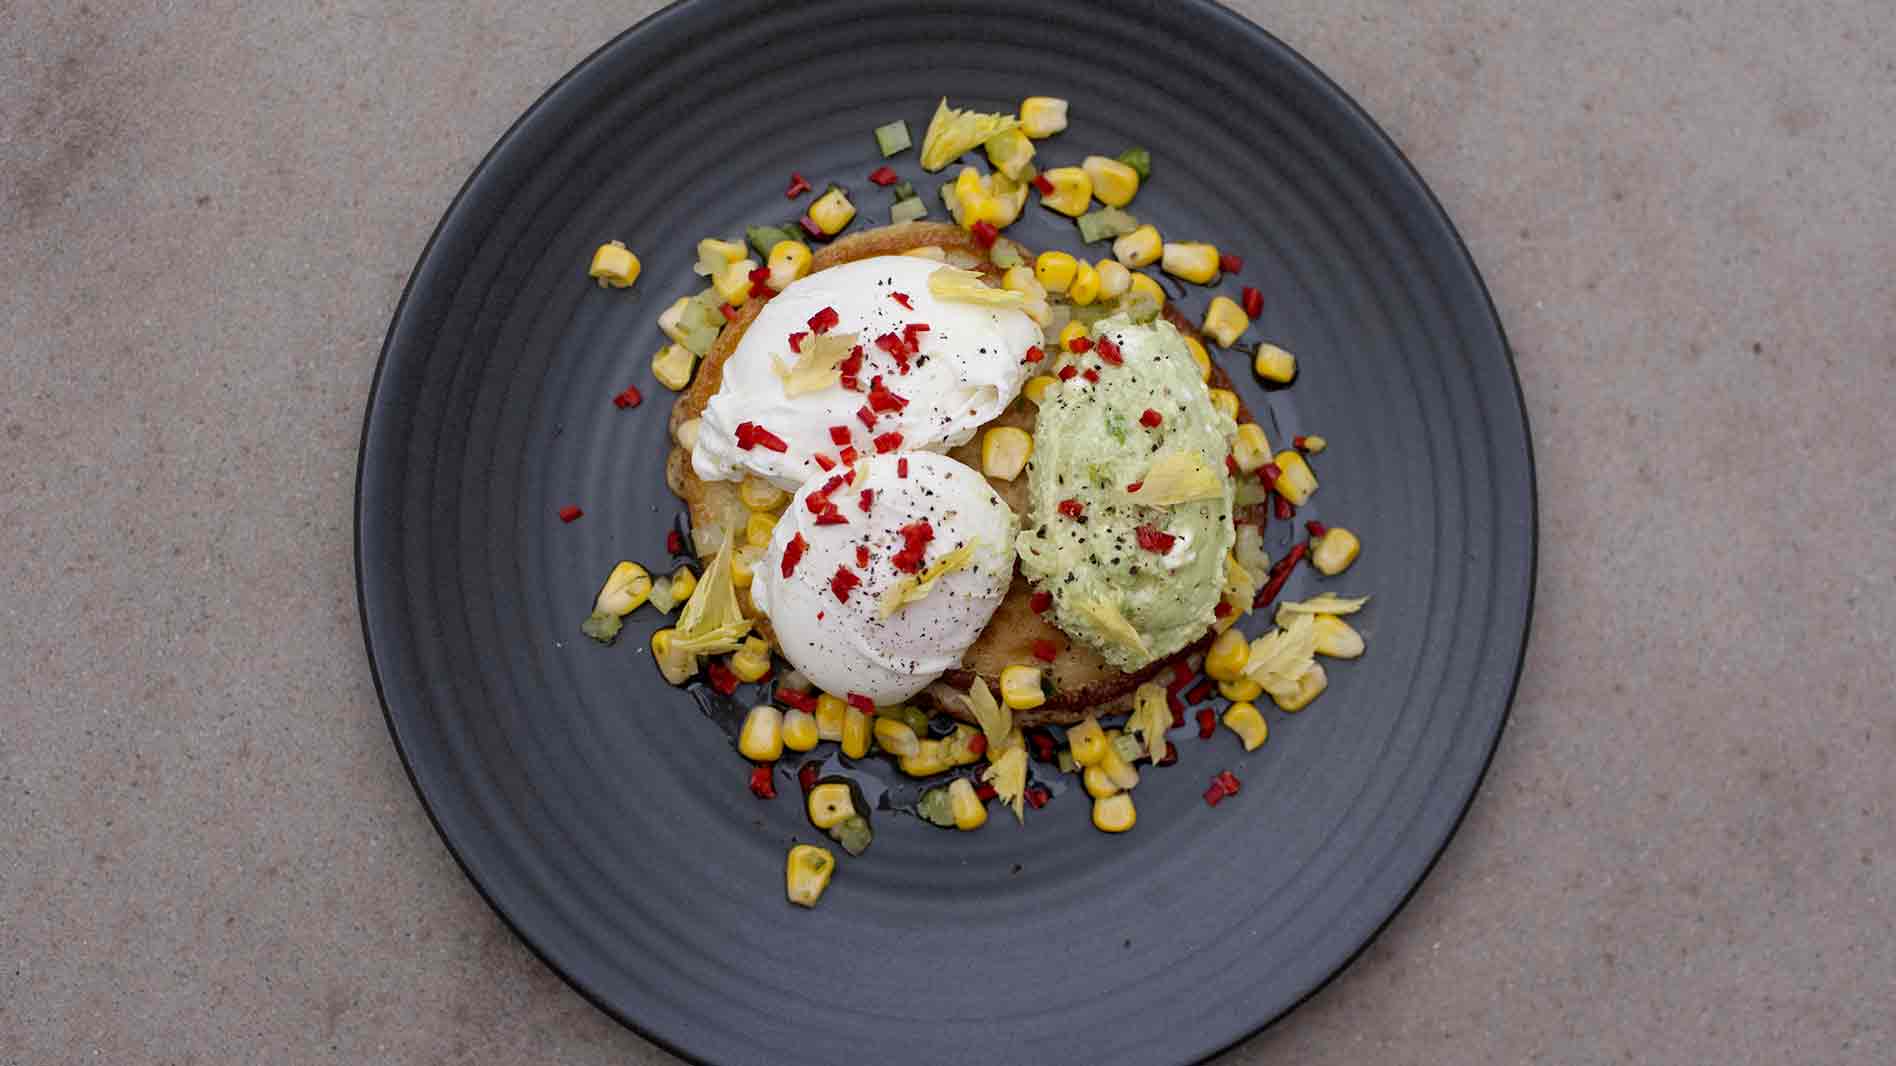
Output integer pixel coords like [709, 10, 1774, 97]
[1017, 314, 1237, 670]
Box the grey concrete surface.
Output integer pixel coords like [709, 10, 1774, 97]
[3, 1, 1891, 1062]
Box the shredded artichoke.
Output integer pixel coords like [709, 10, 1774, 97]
[960, 676, 1013, 751]
[927, 267, 1025, 308]
[671, 539, 753, 654]
[1243, 613, 1319, 698]
[1079, 596, 1150, 657]
[1127, 450, 1224, 506]
[879, 540, 979, 617]
[1126, 681, 1171, 764]
[1274, 593, 1370, 627]
[982, 747, 1029, 822]
[919, 98, 1021, 172]
[770, 331, 858, 397]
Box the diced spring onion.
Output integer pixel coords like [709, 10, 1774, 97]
[875, 119, 912, 157]
[890, 197, 928, 225]
[1116, 146, 1152, 180]
[1076, 206, 1139, 244]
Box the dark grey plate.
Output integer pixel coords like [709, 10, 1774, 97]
[356, 2, 1535, 1062]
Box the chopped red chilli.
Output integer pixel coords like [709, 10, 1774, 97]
[814, 506, 847, 526]
[830, 566, 860, 602]
[1096, 336, 1122, 364]
[1029, 590, 1053, 613]
[1158, 742, 1179, 767]
[1275, 494, 1294, 520]
[968, 733, 989, 757]
[892, 519, 934, 573]
[1204, 780, 1228, 807]
[782, 533, 808, 578]
[667, 530, 685, 554]
[1026, 784, 1051, 809]
[558, 505, 583, 523]
[1139, 408, 1162, 428]
[897, 458, 909, 479]
[1197, 707, 1217, 739]
[1136, 524, 1177, 553]
[855, 544, 871, 568]
[1125, 480, 1143, 493]
[1219, 253, 1244, 274]
[1023, 345, 1044, 364]
[1241, 286, 1264, 319]
[1032, 173, 1055, 196]
[748, 765, 776, 799]
[970, 221, 999, 248]
[808, 306, 840, 334]
[858, 489, 875, 513]
[613, 385, 643, 409]
[838, 446, 859, 465]
[856, 406, 877, 430]
[1260, 462, 1283, 485]
[890, 291, 913, 309]
[869, 165, 899, 186]
[786, 172, 812, 199]
[1058, 498, 1085, 519]
[974, 781, 998, 802]
[1217, 770, 1242, 796]
[1225, 454, 1240, 476]
[1058, 365, 1078, 381]
[719, 303, 739, 323]
[867, 380, 908, 412]
[749, 278, 774, 299]
[829, 425, 851, 446]
[1066, 336, 1092, 353]
[797, 762, 820, 794]
[778, 686, 817, 712]
[747, 265, 771, 284]
[901, 323, 929, 348]
[874, 432, 903, 453]
[799, 215, 823, 239]
[846, 693, 875, 714]
[708, 661, 739, 696]
[1254, 542, 1309, 608]
[813, 453, 836, 471]
[789, 331, 809, 353]
[1082, 367, 1100, 383]
[1032, 639, 1058, 662]
[1186, 677, 1214, 705]
[1305, 520, 1328, 538]
[1214, 600, 1233, 618]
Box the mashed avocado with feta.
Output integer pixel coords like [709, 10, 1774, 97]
[1017, 314, 1237, 670]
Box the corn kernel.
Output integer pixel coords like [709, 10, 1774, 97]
[731, 545, 763, 589]
[673, 416, 702, 451]
[1273, 663, 1328, 712]
[981, 426, 1033, 481]
[1067, 260, 1101, 305]
[730, 636, 772, 683]
[1112, 225, 1162, 268]
[1067, 715, 1108, 767]
[1205, 626, 1252, 681]
[1034, 250, 1079, 293]
[1125, 271, 1165, 308]
[999, 665, 1045, 710]
[1312, 528, 1361, 576]
[1022, 375, 1059, 404]
[1038, 166, 1092, 217]
[785, 844, 834, 908]
[1231, 423, 1272, 472]
[738, 705, 784, 762]
[807, 782, 855, 828]
[984, 127, 1036, 180]
[745, 511, 778, 549]
[840, 706, 872, 758]
[767, 240, 812, 291]
[1083, 764, 1119, 799]
[1203, 296, 1249, 348]
[1183, 335, 1213, 381]
[1161, 241, 1220, 284]
[1272, 450, 1318, 506]
[1301, 434, 1328, 454]
[738, 477, 787, 512]
[650, 628, 697, 685]
[589, 240, 640, 288]
[948, 778, 988, 830]
[1223, 701, 1269, 751]
[781, 708, 819, 751]
[809, 187, 856, 236]
[900, 739, 954, 778]
[1081, 155, 1140, 207]
[652, 342, 697, 391]
[1092, 791, 1136, 833]
[593, 562, 652, 616]
[1218, 677, 1264, 702]
[669, 566, 698, 604]
[657, 297, 692, 345]
[1095, 259, 1132, 300]
[1002, 265, 1044, 297]
[1312, 614, 1366, 659]
[1254, 343, 1297, 384]
[1057, 322, 1089, 352]
[1208, 388, 1240, 422]
[814, 693, 847, 741]
[713, 257, 757, 305]
[1098, 743, 1140, 791]
[695, 237, 745, 275]
[872, 717, 920, 758]
[1019, 96, 1069, 138]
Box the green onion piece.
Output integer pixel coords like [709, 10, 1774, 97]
[915, 787, 957, 828]
[1116, 146, 1151, 180]
[831, 814, 874, 856]
[890, 198, 928, 225]
[1076, 206, 1139, 243]
[746, 224, 798, 259]
[875, 120, 912, 157]
[580, 612, 623, 644]
[890, 180, 916, 202]
[988, 241, 1022, 269]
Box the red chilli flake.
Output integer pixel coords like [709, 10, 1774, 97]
[1032, 639, 1058, 662]
[750, 279, 775, 299]
[897, 457, 909, 479]
[1023, 345, 1045, 364]
[719, 303, 740, 323]
[812, 453, 836, 471]
[830, 566, 861, 602]
[974, 782, 998, 802]
[786, 172, 812, 199]
[1139, 408, 1162, 428]
[829, 425, 852, 446]
[838, 446, 860, 466]
[708, 661, 739, 696]
[613, 385, 643, 409]
[558, 505, 583, 523]
[1225, 454, 1240, 476]
[902, 322, 930, 348]
[1168, 689, 1186, 727]
[797, 762, 820, 795]
[968, 733, 989, 757]
[748, 265, 771, 284]
[890, 291, 913, 309]
[1306, 520, 1328, 538]
[1275, 494, 1295, 521]
[1026, 729, 1056, 763]
[789, 331, 809, 353]
[856, 406, 878, 430]
[970, 221, 1000, 248]
[1066, 335, 1093, 354]
[1136, 524, 1177, 553]
[667, 529, 686, 555]
[1125, 481, 1143, 493]
[1057, 498, 1085, 520]
[1158, 741, 1179, 767]
[1219, 253, 1244, 275]
[839, 345, 865, 378]
[846, 693, 875, 714]
[874, 432, 903, 453]
[753, 426, 789, 452]
[1029, 590, 1053, 613]
[1058, 365, 1079, 381]
[1204, 780, 1228, 807]
[748, 765, 776, 799]
[782, 533, 808, 578]
[1197, 707, 1217, 739]
[869, 165, 899, 186]
[1217, 770, 1242, 796]
[868, 381, 908, 413]
[1241, 286, 1264, 319]
[1254, 542, 1309, 608]
[1170, 661, 1194, 690]
[1214, 600, 1233, 619]
[799, 215, 823, 239]
[1186, 677, 1215, 705]
[1096, 336, 1123, 365]
[1292, 435, 1310, 451]
[1259, 462, 1283, 485]
[808, 306, 840, 334]
[1082, 368, 1100, 383]
[778, 686, 816, 713]
[1032, 173, 1055, 196]
[814, 506, 848, 526]
[855, 544, 871, 568]
[1026, 785, 1051, 810]
[858, 489, 875, 513]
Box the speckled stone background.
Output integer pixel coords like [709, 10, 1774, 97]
[3, 1, 1891, 1062]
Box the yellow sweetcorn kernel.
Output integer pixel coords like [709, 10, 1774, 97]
[1018, 96, 1069, 138]
[1022, 375, 1059, 404]
[1311, 614, 1366, 659]
[1273, 662, 1328, 712]
[694, 237, 745, 277]
[766, 240, 812, 291]
[1161, 241, 1220, 284]
[729, 544, 762, 590]
[1112, 224, 1162, 268]
[1092, 791, 1136, 833]
[1218, 677, 1265, 702]
[1223, 702, 1269, 751]
[745, 510, 778, 549]
[1301, 434, 1328, 454]
[1083, 764, 1119, 799]
[669, 566, 698, 605]
[813, 693, 847, 741]
[1125, 270, 1165, 309]
[652, 343, 697, 391]
[808, 782, 855, 828]
[713, 257, 758, 305]
[781, 708, 819, 752]
[1097, 743, 1140, 791]
[1312, 527, 1361, 575]
[1066, 715, 1108, 767]
[1231, 423, 1273, 473]
[785, 844, 835, 908]
[1254, 343, 1297, 384]
[1082, 155, 1140, 207]
[1038, 166, 1092, 216]
[650, 628, 697, 685]
[1272, 450, 1319, 506]
[808, 187, 856, 236]
[999, 665, 1045, 710]
[1002, 265, 1044, 297]
[1034, 250, 1079, 293]
[581, 562, 652, 644]
[589, 240, 640, 288]
[737, 705, 785, 762]
[1183, 334, 1212, 381]
[1204, 627, 1252, 682]
[948, 777, 989, 830]
[1203, 296, 1249, 348]
[1057, 321, 1090, 350]
[730, 636, 773, 683]
[738, 476, 788, 512]
[840, 706, 872, 759]
[1095, 259, 1132, 300]
[1067, 261, 1101, 305]
[981, 426, 1033, 481]
[899, 739, 954, 778]
[873, 717, 921, 758]
[1207, 388, 1240, 422]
